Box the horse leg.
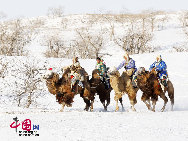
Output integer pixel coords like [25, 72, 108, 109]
[151, 94, 158, 112]
[115, 100, 119, 112]
[159, 93, 168, 112]
[105, 93, 111, 111]
[114, 93, 121, 112]
[98, 93, 107, 111]
[83, 98, 90, 111]
[128, 93, 137, 111]
[90, 100, 94, 112]
[151, 100, 157, 112]
[60, 102, 65, 112]
[167, 80, 174, 111]
[147, 99, 151, 110]
[102, 101, 107, 111]
[119, 98, 124, 111]
[141, 93, 151, 110]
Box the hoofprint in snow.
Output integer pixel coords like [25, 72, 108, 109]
[0, 52, 188, 141]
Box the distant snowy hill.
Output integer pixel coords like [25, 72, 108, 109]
[13, 12, 187, 58]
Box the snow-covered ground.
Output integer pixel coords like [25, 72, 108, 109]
[0, 12, 188, 141]
[1, 52, 188, 141]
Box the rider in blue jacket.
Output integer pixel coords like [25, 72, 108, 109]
[116, 52, 137, 87]
[149, 55, 168, 87]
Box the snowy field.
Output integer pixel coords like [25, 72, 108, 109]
[0, 52, 188, 141]
[0, 12, 188, 141]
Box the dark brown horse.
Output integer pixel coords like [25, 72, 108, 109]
[89, 69, 112, 111]
[62, 66, 95, 111]
[44, 71, 74, 111]
[44, 66, 95, 111]
[137, 67, 174, 112]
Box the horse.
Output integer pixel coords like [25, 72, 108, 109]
[89, 69, 112, 111]
[44, 66, 95, 112]
[44, 70, 74, 112]
[137, 67, 174, 112]
[109, 68, 139, 112]
[62, 66, 95, 111]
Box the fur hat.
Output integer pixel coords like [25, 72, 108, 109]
[156, 55, 162, 62]
[72, 57, 78, 64]
[123, 52, 129, 60]
[96, 57, 101, 60]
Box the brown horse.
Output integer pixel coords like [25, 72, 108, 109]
[137, 67, 174, 112]
[44, 67, 94, 111]
[44, 71, 74, 112]
[62, 66, 95, 111]
[89, 69, 112, 111]
[109, 68, 139, 112]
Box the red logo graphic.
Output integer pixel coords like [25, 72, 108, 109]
[22, 119, 31, 131]
[10, 122, 20, 128]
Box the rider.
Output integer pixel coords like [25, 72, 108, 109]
[70, 57, 84, 92]
[149, 55, 168, 90]
[96, 57, 110, 89]
[116, 52, 137, 87]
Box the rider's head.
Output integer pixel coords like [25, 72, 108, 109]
[96, 57, 101, 64]
[156, 55, 162, 62]
[123, 52, 129, 61]
[73, 57, 78, 64]
[75, 57, 78, 62]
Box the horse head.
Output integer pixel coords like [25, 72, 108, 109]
[43, 68, 55, 79]
[108, 67, 120, 78]
[92, 69, 101, 80]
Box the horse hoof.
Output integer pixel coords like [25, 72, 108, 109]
[152, 109, 155, 112]
[104, 106, 107, 111]
[115, 107, 119, 112]
[60, 109, 64, 112]
[161, 109, 165, 112]
[84, 107, 89, 111]
[131, 106, 136, 112]
[132, 109, 136, 112]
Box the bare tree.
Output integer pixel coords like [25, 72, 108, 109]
[114, 29, 153, 54]
[128, 14, 139, 32]
[47, 6, 64, 18]
[0, 58, 8, 78]
[28, 17, 45, 29]
[73, 27, 105, 59]
[179, 11, 188, 27]
[157, 14, 169, 30]
[180, 11, 188, 43]
[61, 17, 68, 29]
[43, 32, 71, 58]
[13, 59, 45, 107]
[141, 10, 161, 32]
[0, 19, 35, 56]
[139, 13, 148, 34]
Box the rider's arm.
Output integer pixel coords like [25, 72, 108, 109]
[149, 62, 156, 71]
[126, 59, 135, 69]
[156, 61, 167, 72]
[100, 64, 106, 76]
[116, 60, 126, 71]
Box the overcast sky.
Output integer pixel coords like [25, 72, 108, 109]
[0, 0, 188, 19]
